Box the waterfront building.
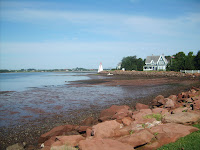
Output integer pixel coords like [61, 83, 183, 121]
[98, 62, 103, 73]
[143, 54, 168, 71]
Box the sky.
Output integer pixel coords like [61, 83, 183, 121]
[0, 0, 200, 69]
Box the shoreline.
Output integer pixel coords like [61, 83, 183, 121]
[1, 72, 200, 149]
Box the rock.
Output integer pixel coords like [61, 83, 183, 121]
[41, 146, 51, 150]
[92, 120, 121, 138]
[99, 105, 130, 121]
[135, 103, 149, 110]
[163, 112, 200, 124]
[152, 108, 169, 115]
[6, 143, 25, 150]
[86, 128, 92, 137]
[152, 95, 165, 106]
[80, 117, 95, 126]
[112, 109, 131, 120]
[114, 127, 130, 137]
[52, 135, 85, 147]
[194, 100, 200, 110]
[171, 107, 188, 114]
[44, 136, 56, 147]
[79, 138, 134, 150]
[168, 95, 177, 101]
[164, 98, 175, 108]
[122, 117, 133, 126]
[145, 123, 199, 149]
[118, 129, 154, 148]
[76, 126, 90, 133]
[50, 145, 77, 150]
[132, 109, 152, 121]
[39, 125, 75, 143]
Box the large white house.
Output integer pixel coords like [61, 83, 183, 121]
[143, 55, 168, 71]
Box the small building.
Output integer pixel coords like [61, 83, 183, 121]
[143, 54, 168, 71]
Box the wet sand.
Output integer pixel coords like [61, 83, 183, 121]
[0, 74, 199, 149]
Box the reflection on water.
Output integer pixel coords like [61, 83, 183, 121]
[0, 83, 171, 127]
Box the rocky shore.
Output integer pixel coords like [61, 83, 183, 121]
[7, 85, 200, 150]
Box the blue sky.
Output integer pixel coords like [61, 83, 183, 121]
[0, 0, 200, 69]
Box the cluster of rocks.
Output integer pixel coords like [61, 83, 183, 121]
[100, 70, 200, 78]
[7, 87, 200, 150]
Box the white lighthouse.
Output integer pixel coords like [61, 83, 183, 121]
[98, 62, 103, 73]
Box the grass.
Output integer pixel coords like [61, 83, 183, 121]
[143, 113, 163, 121]
[157, 124, 200, 150]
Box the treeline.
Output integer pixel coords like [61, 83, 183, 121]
[120, 50, 200, 71]
[121, 56, 144, 71]
[167, 51, 200, 71]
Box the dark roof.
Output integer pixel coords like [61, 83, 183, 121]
[145, 56, 160, 64]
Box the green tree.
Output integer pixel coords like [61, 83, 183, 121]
[169, 52, 186, 71]
[194, 50, 200, 70]
[121, 56, 144, 71]
[184, 52, 195, 70]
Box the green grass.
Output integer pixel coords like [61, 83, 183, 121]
[157, 124, 200, 150]
[143, 113, 163, 121]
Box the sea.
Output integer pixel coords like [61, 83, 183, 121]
[0, 72, 172, 127]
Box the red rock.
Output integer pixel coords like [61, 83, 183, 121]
[145, 123, 199, 149]
[76, 126, 90, 133]
[51, 145, 77, 150]
[41, 146, 50, 150]
[92, 120, 121, 138]
[114, 127, 130, 137]
[164, 98, 175, 108]
[152, 108, 166, 114]
[44, 136, 56, 147]
[86, 128, 92, 137]
[38, 125, 75, 143]
[132, 109, 152, 121]
[99, 105, 130, 121]
[135, 103, 149, 110]
[168, 95, 177, 101]
[122, 117, 133, 126]
[194, 100, 200, 110]
[52, 135, 85, 147]
[171, 107, 188, 114]
[152, 95, 165, 106]
[79, 138, 134, 150]
[80, 117, 95, 126]
[112, 109, 131, 120]
[118, 129, 154, 148]
[163, 112, 200, 124]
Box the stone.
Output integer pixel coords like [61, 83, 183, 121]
[122, 117, 133, 126]
[50, 145, 77, 150]
[118, 129, 154, 148]
[164, 98, 175, 108]
[39, 125, 75, 143]
[6, 143, 25, 150]
[168, 95, 177, 101]
[145, 123, 199, 149]
[152, 95, 165, 106]
[135, 103, 149, 110]
[76, 126, 90, 133]
[44, 136, 56, 147]
[194, 100, 200, 110]
[86, 128, 92, 137]
[112, 109, 131, 120]
[163, 112, 200, 124]
[132, 109, 152, 121]
[171, 107, 188, 114]
[80, 117, 95, 126]
[52, 135, 85, 147]
[99, 105, 130, 121]
[152, 108, 169, 115]
[79, 138, 134, 150]
[92, 120, 121, 138]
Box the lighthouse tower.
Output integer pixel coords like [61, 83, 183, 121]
[98, 62, 103, 73]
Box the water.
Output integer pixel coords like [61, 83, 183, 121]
[0, 72, 175, 128]
[0, 72, 91, 91]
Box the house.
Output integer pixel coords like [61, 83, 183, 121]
[143, 54, 168, 71]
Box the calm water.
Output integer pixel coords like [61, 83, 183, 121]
[0, 72, 174, 127]
[0, 72, 91, 91]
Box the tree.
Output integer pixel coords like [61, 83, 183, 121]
[184, 52, 195, 70]
[194, 50, 200, 70]
[168, 52, 186, 71]
[121, 56, 144, 71]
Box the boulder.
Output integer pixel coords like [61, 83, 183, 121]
[44, 136, 56, 147]
[152, 95, 165, 106]
[168, 95, 177, 101]
[171, 107, 188, 114]
[164, 98, 175, 108]
[132, 109, 152, 121]
[99, 105, 130, 121]
[163, 112, 200, 124]
[112, 109, 131, 120]
[39, 125, 75, 143]
[76, 126, 90, 133]
[6, 143, 25, 150]
[135, 103, 149, 110]
[118, 129, 154, 148]
[52, 135, 85, 147]
[194, 100, 200, 110]
[92, 120, 121, 138]
[50, 145, 77, 150]
[80, 117, 95, 126]
[122, 117, 133, 126]
[79, 138, 134, 150]
[152, 108, 169, 115]
[145, 123, 199, 149]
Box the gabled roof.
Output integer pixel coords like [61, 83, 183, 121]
[145, 56, 160, 64]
